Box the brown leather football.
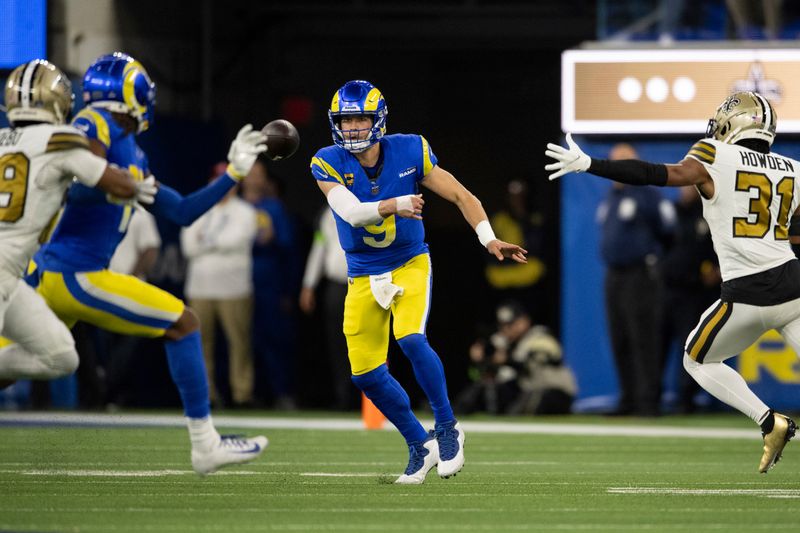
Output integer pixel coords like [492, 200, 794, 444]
[261, 119, 300, 161]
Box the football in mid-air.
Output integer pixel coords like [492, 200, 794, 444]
[261, 119, 300, 161]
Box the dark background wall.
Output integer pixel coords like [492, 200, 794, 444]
[110, 0, 594, 219]
[53, 1, 597, 407]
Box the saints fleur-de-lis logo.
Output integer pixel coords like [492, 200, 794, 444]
[731, 62, 783, 103]
[722, 95, 740, 113]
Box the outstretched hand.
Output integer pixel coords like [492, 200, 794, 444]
[227, 124, 268, 179]
[487, 240, 528, 263]
[544, 133, 591, 180]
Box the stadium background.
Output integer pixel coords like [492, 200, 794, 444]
[3, 0, 800, 411]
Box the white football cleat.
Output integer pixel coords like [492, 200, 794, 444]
[435, 421, 465, 478]
[395, 435, 439, 485]
[191, 434, 268, 476]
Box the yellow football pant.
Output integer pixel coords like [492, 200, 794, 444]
[344, 253, 432, 375]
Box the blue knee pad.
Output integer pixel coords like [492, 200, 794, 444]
[351, 364, 427, 444]
[397, 333, 454, 424]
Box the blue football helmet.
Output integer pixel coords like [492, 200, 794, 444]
[328, 80, 387, 153]
[82, 52, 156, 133]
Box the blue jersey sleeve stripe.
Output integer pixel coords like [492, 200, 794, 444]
[62, 273, 176, 330]
[311, 156, 345, 185]
[421, 136, 435, 176]
[73, 108, 111, 148]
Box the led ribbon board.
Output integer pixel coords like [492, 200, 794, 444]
[0, 0, 46, 69]
[562, 47, 800, 134]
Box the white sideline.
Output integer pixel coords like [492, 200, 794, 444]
[608, 487, 800, 498]
[0, 412, 760, 440]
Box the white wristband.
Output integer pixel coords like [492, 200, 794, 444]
[475, 220, 497, 248]
[395, 195, 414, 213]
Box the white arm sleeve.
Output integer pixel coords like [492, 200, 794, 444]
[51, 148, 107, 187]
[326, 184, 384, 227]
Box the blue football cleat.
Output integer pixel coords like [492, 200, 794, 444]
[395, 434, 439, 484]
[435, 420, 465, 478]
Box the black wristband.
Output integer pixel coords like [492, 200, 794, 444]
[589, 158, 668, 187]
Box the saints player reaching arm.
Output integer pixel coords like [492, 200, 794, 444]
[545, 91, 799, 474]
[312, 80, 526, 485]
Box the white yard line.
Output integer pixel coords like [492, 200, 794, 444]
[299, 472, 386, 477]
[0, 412, 758, 440]
[608, 487, 800, 498]
[0, 469, 260, 477]
[0, 524, 790, 531]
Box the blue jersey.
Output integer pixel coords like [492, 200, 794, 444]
[251, 197, 296, 291]
[37, 107, 148, 272]
[310, 134, 437, 276]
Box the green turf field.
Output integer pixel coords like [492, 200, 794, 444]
[0, 413, 797, 532]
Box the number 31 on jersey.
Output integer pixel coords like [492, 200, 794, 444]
[734, 170, 794, 240]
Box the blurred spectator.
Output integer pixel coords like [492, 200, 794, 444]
[658, 0, 687, 44]
[500, 302, 576, 415]
[110, 206, 162, 279]
[0, 379, 30, 410]
[597, 143, 675, 417]
[485, 180, 547, 322]
[299, 207, 355, 410]
[241, 157, 300, 409]
[456, 314, 524, 415]
[181, 162, 257, 408]
[456, 302, 575, 415]
[726, 0, 783, 40]
[660, 186, 720, 413]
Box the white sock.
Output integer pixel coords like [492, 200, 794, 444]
[187, 416, 220, 451]
[683, 353, 769, 424]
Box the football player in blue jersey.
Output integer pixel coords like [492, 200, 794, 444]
[0, 52, 268, 475]
[311, 80, 527, 484]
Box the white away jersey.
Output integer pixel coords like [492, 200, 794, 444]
[686, 138, 800, 281]
[0, 124, 105, 279]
